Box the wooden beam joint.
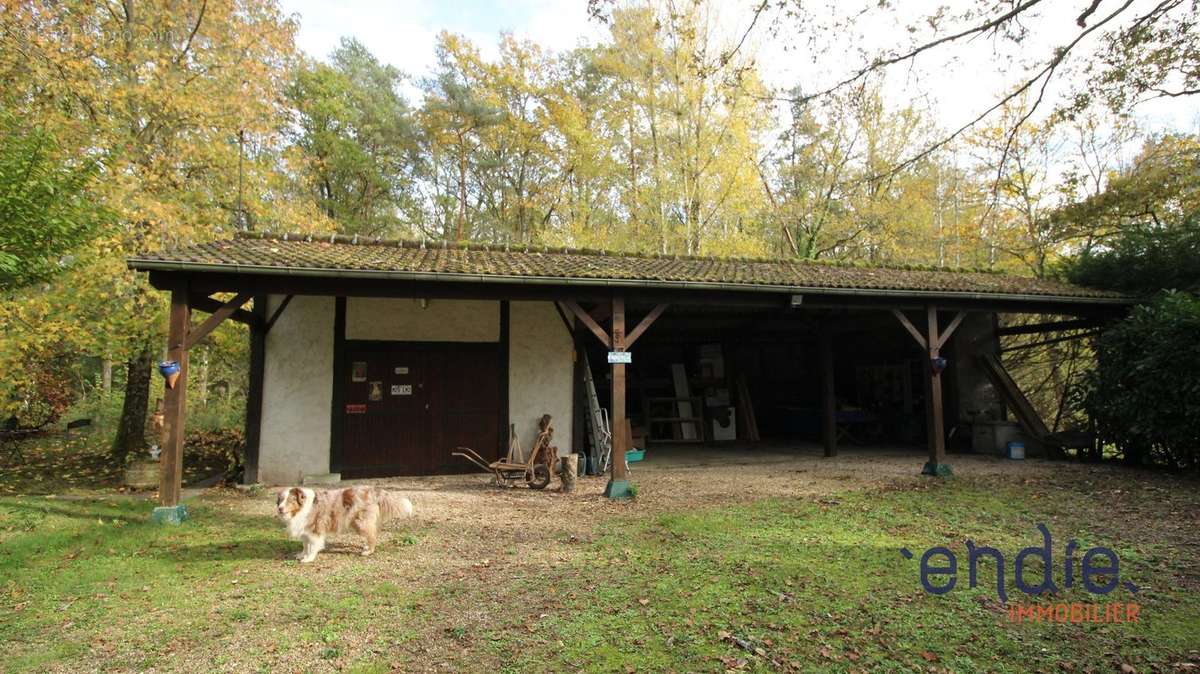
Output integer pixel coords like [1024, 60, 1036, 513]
[892, 309, 927, 350]
[185, 292, 253, 350]
[188, 293, 259, 328]
[624, 304, 668, 349]
[561, 300, 610, 349]
[263, 295, 294, 335]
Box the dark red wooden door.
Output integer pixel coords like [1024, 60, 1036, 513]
[340, 342, 501, 477]
[429, 343, 503, 473]
[342, 344, 431, 477]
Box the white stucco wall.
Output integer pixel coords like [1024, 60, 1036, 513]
[346, 298, 500, 342]
[257, 296, 575, 480]
[259, 295, 334, 484]
[509, 301, 575, 457]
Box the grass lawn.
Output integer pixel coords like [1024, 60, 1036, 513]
[1, 446, 1197, 672]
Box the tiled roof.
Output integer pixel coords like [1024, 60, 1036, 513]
[128, 232, 1128, 302]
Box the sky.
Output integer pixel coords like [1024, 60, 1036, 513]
[279, 0, 1196, 140]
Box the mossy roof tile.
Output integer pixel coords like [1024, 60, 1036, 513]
[127, 232, 1126, 301]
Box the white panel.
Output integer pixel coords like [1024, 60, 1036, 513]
[259, 295, 334, 484]
[508, 301, 575, 456]
[345, 298, 499, 342]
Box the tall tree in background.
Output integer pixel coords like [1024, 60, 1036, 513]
[420, 34, 507, 242]
[0, 109, 104, 291]
[585, 3, 770, 256]
[0, 0, 308, 460]
[287, 38, 422, 237]
[700, 0, 1200, 181]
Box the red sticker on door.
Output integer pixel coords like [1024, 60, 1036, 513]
[345, 404, 367, 414]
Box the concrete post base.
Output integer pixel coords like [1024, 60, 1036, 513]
[921, 462, 953, 477]
[151, 504, 189, 525]
[603, 479, 632, 500]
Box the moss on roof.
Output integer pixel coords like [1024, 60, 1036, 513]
[127, 231, 1127, 301]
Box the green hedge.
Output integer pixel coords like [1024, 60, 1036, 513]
[1077, 292, 1200, 470]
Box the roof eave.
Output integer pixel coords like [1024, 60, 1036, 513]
[126, 258, 1135, 306]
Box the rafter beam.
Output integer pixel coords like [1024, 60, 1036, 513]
[892, 309, 927, 350]
[552, 300, 574, 337]
[561, 300, 610, 349]
[624, 304, 669, 349]
[186, 293, 253, 349]
[936, 311, 968, 349]
[996, 318, 1102, 336]
[263, 295, 294, 335]
[188, 293, 258, 328]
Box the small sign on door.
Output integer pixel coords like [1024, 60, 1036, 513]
[368, 381, 383, 401]
[391, 384, 413, 396]
[607, 351, 632, 364]
[351, 362, 367, 382]
[394, 366, 409, 375]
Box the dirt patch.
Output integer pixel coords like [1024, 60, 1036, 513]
[227, 444, 1174, 580]
[194, 445, 1198, 673]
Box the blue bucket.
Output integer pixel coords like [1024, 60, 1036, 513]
[1006, 441, 1025, 460]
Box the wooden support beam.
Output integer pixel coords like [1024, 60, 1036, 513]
[925, 305, 947, 473]
[892, 309, 927, 349]
[552, 300, 574, 337]
[561, 300, 610, 349]
[185, 293, 253, 349]
[935, 311, 967, 350]
[243, 294, 267, 484]
[996, 318, 1101, 336]
[1001, 330, 1101, 353]
[606, 295, 630, 498]
[588, 303, 612, 323]
[161, 284, 190, 507]
[820, 329, 836, 458]
[188, 293, 258, 328]
[624, 303, 668, 348]
[263, 294, 294, 335]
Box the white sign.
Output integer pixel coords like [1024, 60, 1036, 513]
[391, 384, 413, 396]
[607, 351, 632, 364]
[394, 366, 409, 375]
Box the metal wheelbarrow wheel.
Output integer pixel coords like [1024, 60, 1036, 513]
[526, 463, 551, 490]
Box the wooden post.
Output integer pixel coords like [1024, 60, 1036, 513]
[820, 329, 836, 457]
[891, 306, 964, 477]
[157, 283, 190, 519]
[243, 294, 267, 484]
[924, 305, 949, 476]
[605, 295, 631, 498]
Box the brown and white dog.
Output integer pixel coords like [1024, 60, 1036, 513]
[275, 486, 414, 563]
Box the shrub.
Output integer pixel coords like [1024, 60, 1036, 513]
[1076, 292, 1200, 471]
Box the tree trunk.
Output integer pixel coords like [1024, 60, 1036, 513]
[111, 348, 153, 462]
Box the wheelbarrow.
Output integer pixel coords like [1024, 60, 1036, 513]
[453, 416, 559, 490]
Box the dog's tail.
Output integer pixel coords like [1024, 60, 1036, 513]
[375, 489, 414, 521]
